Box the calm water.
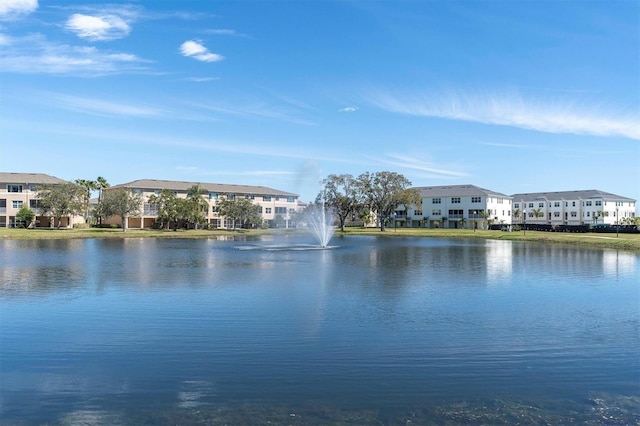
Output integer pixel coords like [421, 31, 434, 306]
[1, 235, 639, 424]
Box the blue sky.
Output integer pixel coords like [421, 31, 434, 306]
[1, 0, 638, 204]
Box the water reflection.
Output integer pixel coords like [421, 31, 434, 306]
[1, 236, 638, 424]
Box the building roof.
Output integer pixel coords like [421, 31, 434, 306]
[109, 179, 298, 197]
[0, 172, 69, 185]
[414, 184, 511, 198]
[511, 189, 635, 202]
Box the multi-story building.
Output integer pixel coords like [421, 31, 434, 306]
[395, 184, 513, 229]
[511, 189, 636, 226]
[103, 179, 303, 229]
[0, 172, 83, 228]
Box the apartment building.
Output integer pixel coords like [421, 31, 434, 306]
[0, 172, 83, 228]
[396, 184, 513, 229]
[103, 179, 303, 229]
[511, 190, 636, 226]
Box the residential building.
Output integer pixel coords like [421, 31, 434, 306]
[0, 172, 83, 228]
[511, 190, 636, 226]
[103, 179, 303, 229]
[396, 184, 513, 229]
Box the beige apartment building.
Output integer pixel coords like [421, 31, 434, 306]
[103, 179, 304, 229]
[0, 172, 84, 228]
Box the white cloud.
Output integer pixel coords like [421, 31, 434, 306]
[377, 153, 469, 178]
[0, 33, 151, 76]
[366, 89, 640, 141]
[339, 106, 358, 112]
[185, 77, 220, 82]
[0, 0, 37, 20]
[65, 13, 131, 41]
[179, 40, 223, 62]
[52, 94, 166, 117]
[205, 29, 243, 36]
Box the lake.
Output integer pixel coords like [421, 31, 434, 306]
[1, 235, 638, 424]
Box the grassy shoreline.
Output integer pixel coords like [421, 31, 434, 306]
[1, 226, 639, 251]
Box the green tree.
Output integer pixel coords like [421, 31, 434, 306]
[74, 179, 98, 223]
[532, 208, 544, 222]
[458, 216, 466, 228]
[322, 174, 358, 232]
[16, 206, 36, 228]
[355, 171, 420, 231]
[512, 208, 521, 225]
[185, 185, 209, 229]
[37, 183, 85, 229]
[217, 197, 262, 229]
[147, 189, 181, 230]
[479, 210, 491, 230]
[99, 189, 142, 232]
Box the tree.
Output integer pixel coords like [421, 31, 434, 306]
[217, 197, 262, 229]
[37, 183, 85, 229]
[74, 179, 97, 223]
[16, 206, 36, 228]
[99, 189, 142, 232]
[458, 217, 466, 229]
[512, 209, 521, 225]
[355, 171, 420, 231]
[322, 174, 358, 232]
[532, 208, 544, 222]
[147, 189, 181, 230]
[94, 177, 110, 224]
[185, 185, 209, 229]
[479, 210, 491, 230]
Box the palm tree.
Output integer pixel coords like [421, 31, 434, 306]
[186, 185, 209, 229]
[94, 177, 110, 224]
[479, 210, 491, 230]
[532, 208, 543, 222]
[512, 208, 521, 225]
[458, 217, 466, 229]
[74, 179, 97, 224]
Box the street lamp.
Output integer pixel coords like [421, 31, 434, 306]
[473, 210, 477, 233]
[616, 206, 619, 238]
[523, 209, 526, 235]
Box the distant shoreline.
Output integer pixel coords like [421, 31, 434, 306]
[2, 227, 639, 252]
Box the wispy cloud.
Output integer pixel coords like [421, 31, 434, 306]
[205, 28, 248, 37]
[374, 153, 470, 179]
[65, 13, 131, 41]
[0, 0, 37, 21]
[180, 40, 223, 62]
[339, 106, 358, 113]
[0, 33, 151, 76]
[366, 89, 640, 141]
[51, 93, 166, 117]
[185, 76, 219, 82]
[190, 101, 316, 126]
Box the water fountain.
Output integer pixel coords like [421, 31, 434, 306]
[305, 202, 335, 248]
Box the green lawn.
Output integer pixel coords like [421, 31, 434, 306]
[1, 226, 639, 252]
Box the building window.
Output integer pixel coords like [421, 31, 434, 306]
[587, 211, 590, 217]
[538, 202, 544, 208]
[227, 194, 236, 201]
[432, 198, 441, 204]
[209, 193, 218, 200]
[572, 201, 576, 207]
[12, 200, 23, 209]
[471, 197, 481, 203]
[432, 209, 441, 216]
[528, 203, 534, 208]
[275, 207, 287, 214]
[287, 196, 295, 203]
[554, 202, 560, 207]
[451, 197, 460, 204]
[585, 201, 592, 206]
[7, 185, 23, 193]
[265, 208, 272, 214]
[570, 211, 577, 217]
[263, 196, 271, 202]
[212, 206, 219, 213]
[554, 212, 560, 217]
[257, 206, 262, 213]
[514, 203, 519, 209]
[595, 201, 602, 206]
[413, 210, 422, 216]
